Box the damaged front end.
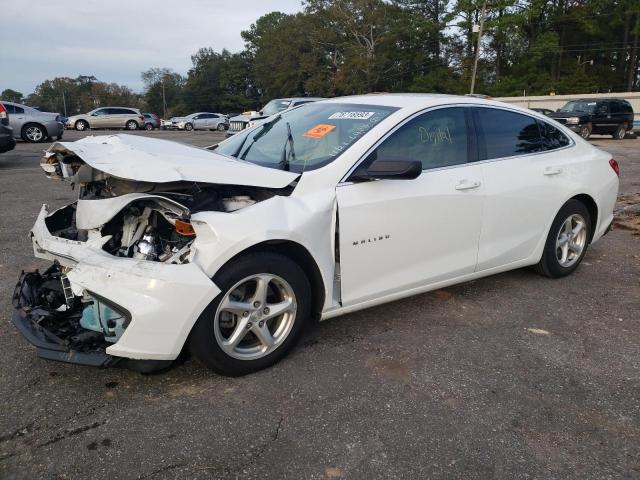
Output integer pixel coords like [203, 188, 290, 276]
[11, 263, 164, 371]
[12, 135, 299, 370]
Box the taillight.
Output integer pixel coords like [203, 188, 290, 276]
[609, 158, 620, 176]
[139, 115, 144, 121]
[0, 103, 6, 119]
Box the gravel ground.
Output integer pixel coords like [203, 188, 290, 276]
[0, 130, 638, 480]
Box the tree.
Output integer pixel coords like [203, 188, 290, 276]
[141, 68, 185, 117]
[1, 89, 24, 103]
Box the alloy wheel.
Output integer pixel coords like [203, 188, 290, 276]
[555, 214, 587, 268]
[25, 126, 43, 142]
[213, 273, 297, 360]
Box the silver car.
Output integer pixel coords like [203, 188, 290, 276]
[0, 101, 64, 143]
[171, 112, 229, 131]
[66, 107, 145, 131]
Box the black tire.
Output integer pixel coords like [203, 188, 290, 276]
[75, 120, 89, 131]
[579, 123, 591, 139]
[534, 199, 591, 278]
[613, 123, 627, 140]
[21, 123, 47, 143]
[184, 123, 194, 131]
[189, 252, 311, 376]
[126, 120, 139, 130]
[217, 123, 226, 131]
[145, 123, 154, 130]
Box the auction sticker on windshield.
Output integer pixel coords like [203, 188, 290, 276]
[303, 124, 336, 139]
[329, 111, 376, 120]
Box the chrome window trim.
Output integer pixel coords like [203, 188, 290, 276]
[338, 103, 575, 185]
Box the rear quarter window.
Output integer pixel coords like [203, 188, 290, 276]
[538, 121, 571, 150]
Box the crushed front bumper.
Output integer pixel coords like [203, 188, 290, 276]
[12, 204, 221, 367]
[12, 264, 124, 368]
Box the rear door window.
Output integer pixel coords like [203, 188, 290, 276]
[474, 108, 542, 160]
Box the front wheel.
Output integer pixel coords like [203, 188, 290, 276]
[184, 123, 194, 131]
[75, 120, 89, 131]
[579, 123, 592, 139]
[145, 123, 153, 130]
[535, 199, 591, 278]
[217, 123, 226, 131]
[126, 120, 139, 130]
[189, 252, 311, 376]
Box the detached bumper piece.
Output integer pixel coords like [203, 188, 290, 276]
[11, 264, 171, 373]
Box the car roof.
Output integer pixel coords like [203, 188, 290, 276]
[272, 97, 326, 102]
[318, 93, 536, 112]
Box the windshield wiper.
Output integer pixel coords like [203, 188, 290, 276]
[279, 122, 296, 171]
[234, 115, 283, 159]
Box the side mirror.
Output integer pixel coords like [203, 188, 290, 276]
[91, 112, 97, 116]
[350, 154, 422, 181]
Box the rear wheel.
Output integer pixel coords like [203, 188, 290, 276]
[613, 123, 627, 140]
[126, 120, 139, 130]
[189, 252, 311, 376]
[217, 123, 226, 131]
[535, 199, 591, 278]
[22, 124, 46, 143]
[145, 123, 153, 130]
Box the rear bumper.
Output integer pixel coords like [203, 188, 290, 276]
[18, 204, 221, 363]
[0, 135, 16, 153]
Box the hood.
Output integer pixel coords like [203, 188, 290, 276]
[548, 111, 590, 119]
[44, 134, 299, 188]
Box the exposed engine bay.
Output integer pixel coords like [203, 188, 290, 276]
[41, 146, 293, 264]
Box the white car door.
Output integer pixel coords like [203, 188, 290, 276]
[472, 107, 574, 271]
[336, 107, 485, 305]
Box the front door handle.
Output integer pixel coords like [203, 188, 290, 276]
[455, 180, 481, 190]
[543, 166, 563, 176]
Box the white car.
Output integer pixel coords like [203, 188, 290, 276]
[169, 112, 229, 131]
[12, 94, 619, 376]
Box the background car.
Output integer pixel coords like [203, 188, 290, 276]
[169, 112, 229, 131]
[0, 103, 16, 153]
[530, 107, 554, 116]
[548, 98, 634, 139]
[143, 113, 161, 130]
[0, 101, 64, 143]
[227, 98, 324, 135]
[66, 107, 145, 131]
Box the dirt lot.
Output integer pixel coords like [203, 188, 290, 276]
[0, 130, 638, 479]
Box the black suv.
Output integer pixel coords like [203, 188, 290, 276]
[549, 98, 634, 140]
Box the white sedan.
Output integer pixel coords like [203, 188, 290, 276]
[12, 94, 619, 375]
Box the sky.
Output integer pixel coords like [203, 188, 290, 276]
[0, 0, 304, 95]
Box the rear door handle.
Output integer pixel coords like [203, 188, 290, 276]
[543, 167, 563, 176]
[455, 180, 481, 190]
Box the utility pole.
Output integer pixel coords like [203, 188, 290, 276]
[161, 79, 167, 119]
[470, 0, 487, 94]
[61, 91, 68, 117]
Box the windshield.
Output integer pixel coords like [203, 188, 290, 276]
[559, 101, 597, 114]
[216, 103, 398, 172]
[261, 99, 293, 116]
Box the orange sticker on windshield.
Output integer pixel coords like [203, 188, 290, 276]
[303, 124, 336, 139]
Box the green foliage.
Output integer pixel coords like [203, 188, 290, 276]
[1, 89, 24, 103]
[18, 0, 640, 117]
[25, 76, 141, 115]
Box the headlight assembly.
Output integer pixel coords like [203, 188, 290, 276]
[566, 117, 580, 124]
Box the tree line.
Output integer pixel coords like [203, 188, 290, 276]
[5, 0, 639, 117]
